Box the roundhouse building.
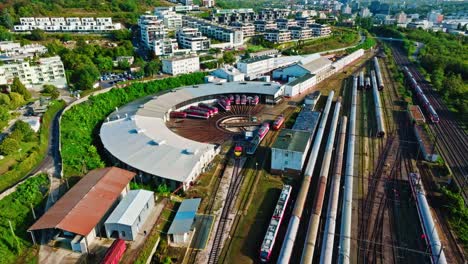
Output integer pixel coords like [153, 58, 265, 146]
[100, 82, 283, 190]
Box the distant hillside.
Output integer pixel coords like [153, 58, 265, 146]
[0, 0, 174, 25]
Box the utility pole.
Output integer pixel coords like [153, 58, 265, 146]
[8, 220, 20, 252]
[30, 203, 36, 219]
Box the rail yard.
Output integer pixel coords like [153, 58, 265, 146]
[96, 47, 467, 264]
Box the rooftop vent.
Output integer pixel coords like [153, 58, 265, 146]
[240, 82, 247, 85]
[135, 128, 145, 134]
[216, 83, 223, 86]
[182, 148, 198, 155]
[149, 139, 166, 146]
[193, 85, 199, 88]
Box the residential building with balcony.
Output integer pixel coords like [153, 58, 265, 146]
[309, 23, 331, 36]
[183, 16, 244, 46]
[177, 28, 211, 51]
[254, 20, 277, 32]
[14, 17, 121, 32]
[289, 26, 313, 40]
[230, 22, 255, 37]
[276, 18, 298, 30]
[264, 29, 291, 43]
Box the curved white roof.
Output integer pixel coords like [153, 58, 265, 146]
[100, 81, 282, 183]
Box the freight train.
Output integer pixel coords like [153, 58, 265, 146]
[373, 57, 384, 90]
[402, 66, 440, 123]
[102, 239, 126, 264]
[409, 173, 447, 264]
[371, 70, 386, 137]
[359, 71, 365, 90]
[260, 185, 292, 262]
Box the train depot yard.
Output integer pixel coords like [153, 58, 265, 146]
[110, 46, 465, 264]
[64, 44, 466, 264]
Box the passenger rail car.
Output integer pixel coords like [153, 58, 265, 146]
[260, 185, 292, 262]
[402, 67, 439, 123]
[170, 111, 187, 118]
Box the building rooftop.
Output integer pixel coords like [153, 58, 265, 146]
[292, 110, 321, 134]
[167, 198, 201, 234]
[100, 82, 283, 184]
[287, 73, 315, 86]
[104, 190, 154, 226]
[299, 56, 332, 74]
[272, 129, 312, 152]
[162, 55, 198, 61]
[29, 167, 135, 236]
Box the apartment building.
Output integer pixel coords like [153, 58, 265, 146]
[289, 26, 313, 40]
[264, 29, 291, 43]
[0, 56, 67, 90]
[155, 9, 183, 30]
[138, 15, 167, 50]
[237, 56, 276, 80]
[162, 55, 200, 76]
[177, 28, 211, 51]
[296, 17, 315, 27]
[154, 39, 179, 56]
[0, 42, 47, 57]
[309, 23, 331, 37]
[183, 16, 244, 46]
[229, 22, 255, 37]
[211, 9, 257, 25]
[257, 9, 289, 21]
[14, 17, 121, 32]
[276, 18, 297, 30]
[253, 20, 277, 32]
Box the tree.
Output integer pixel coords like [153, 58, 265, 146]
[29, 29, 46, 41]
[0, 26, 13, 41]
[0, 138, 20, 155]
[95, 56, 113, 72]
[111, 30, 132, 41]
[144, 60, 161, 77]
[0, 106, 9, 129]
[8, 92, 25, 108]
[223, 51, 236, 64]
[0, 93, 10, 107]
[11, 77, 31, 100]
[42, 84, 60, 99]
[71, 64, 100, 90]
[117, 60, 130, 70]
[0, 9, 14, 29]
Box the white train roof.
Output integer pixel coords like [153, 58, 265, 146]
[100, 81, 282, 183]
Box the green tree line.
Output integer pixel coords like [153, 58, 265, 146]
[0, 174, 49, 264]
[61, 72, 206, 177]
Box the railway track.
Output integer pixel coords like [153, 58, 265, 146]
[207, 158, 244, 264]
[390, 46, 468, 204]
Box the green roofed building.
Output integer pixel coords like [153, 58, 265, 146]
[271, 129, 312, 174]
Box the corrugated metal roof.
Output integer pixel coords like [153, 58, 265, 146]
[104, 190, 154, 226]
[167, 198, 201, 234]
[292, 110, 321, 134]
[28, 167, 135, 236]
[299, 56, 332, 74]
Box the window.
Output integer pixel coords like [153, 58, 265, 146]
[146, 202, 149, 209]
[121, 231, 126, 237]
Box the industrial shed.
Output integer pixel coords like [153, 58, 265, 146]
[104, 189, 155, 241]
[167, 198, 201, 246]
[28, 167, 135, 253]
[271, 129, 312, 174]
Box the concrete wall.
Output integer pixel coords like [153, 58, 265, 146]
[271, 149, 307, 171]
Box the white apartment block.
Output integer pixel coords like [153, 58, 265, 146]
[162, 55, 200, 76]
[183, 16, 244, 47]
[154, 39, 179, 56]
[264, 29, 291, 43]
[289, 26, 313, 40]
[154, 10, 183, 30]
[309, 24, 331, 37]
[0, 56, 67, 90]
[254, 20, 277, 32]
[0, 41, 47, 57]
[138, 15, 168, 50]
[230, 22, 255, 37]
[276, 18, 297, 30]
[177, 28, 210, 51]
[296, 17, 315, 27]
[237, 56, 275, 80]
[14, 17, 121, 32]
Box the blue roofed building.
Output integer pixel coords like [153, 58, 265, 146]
[167, 198, 201, 245]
